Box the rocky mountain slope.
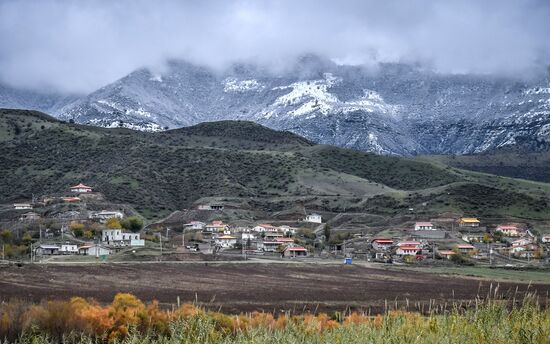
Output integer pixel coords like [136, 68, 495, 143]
[3, 56, 550, 155]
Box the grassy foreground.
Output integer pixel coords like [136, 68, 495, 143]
[1, 293, 549, 343]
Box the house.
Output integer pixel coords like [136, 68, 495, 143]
[414, 222, 434, 231]
[259, 241, 284, 252]
[70, 183, 93, 193]
[59, 244, 78, 255]
[215, 235, 237, 248]
[62, 197, 81, 203]
[13, 203, 32, 210]
[197, 204, 224, 211]
[89, 210, 124, 222]
[264, 232, 284, 241]
[304, 213, 322, 224]
[205, 221, 229, 233]
[79, 245, 110, 256]
[495, 225, 522, 237]
[438, 250, 456, 259]
[372, 239, 394, 251]
[512, 238, 532, 248]
[253, 224, 279, 232]
[459, 218, 480, 227]
[396, 246, 419, 256]
[36, 244, 60, 255]
[461, 233, 486, 243]
[19, 212, 40, 222]
[542, 234, 550, 243]
[456, 244, 475, 253]
[241, 231, 256, 241]
[275, 237, 295, 244]
[283, 246, 308, 258]
[184, 221, 206, 230]
[101, 229, 145, 247]
[278, 225, 296, 235]
[396, 241, 422, 249]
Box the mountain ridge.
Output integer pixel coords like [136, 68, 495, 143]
[2, 57, 550, 155]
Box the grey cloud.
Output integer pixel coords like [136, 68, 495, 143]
[0, 0, 549, 93]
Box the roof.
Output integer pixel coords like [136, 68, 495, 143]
[457, 244, 475, 249]
[71, 183, 92, 189]
[496, 225, 519, 230]
[460, 218, 480, 223]
[397, 241, 421, 246]
[262, 241, 283, 245]
[373, 239, 393, 244]
[217, 235, 236, 239]
[399, 246, 419, 250]
[39, 245, 59, 249]
[308, 213, 321, 217]
[63, 197, 81, 202]
[543, 234, 550, 238]
[275, 237, 294, 242]
[438, 250, 455, 255]
[13, 203, 32, 206]
[286, 247, 307, 252]
[415, 222, 433, 226]
[209, 221, 225, 226]
[257, 223, 276, 228]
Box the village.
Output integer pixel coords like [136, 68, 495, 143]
[1, 182, 550, 266]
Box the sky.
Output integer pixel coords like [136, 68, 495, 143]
[0, 0, 549, 93]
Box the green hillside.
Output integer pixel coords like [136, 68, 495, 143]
[428, 153, 550, 183]
[1, 108, 550, 221]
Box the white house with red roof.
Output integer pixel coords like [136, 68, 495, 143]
[542, 234, 550, 243]
[414, 222, 434, 231]
[495, 225, 522, 237]
[70, 183, 93, 193]
[215, 235, 237, 248]
[396, 241, 422, 249]
[283, 246, 308, 257]
[438, 250, 456, 259]
[456, 244, 475, 253]
[205, 220, 229, 233]
[253, 223, 278, 232]
[396, 245, 420, 256]
[372, 239, 394, 251]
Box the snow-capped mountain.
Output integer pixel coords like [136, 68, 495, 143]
[7, 56, 550, 155]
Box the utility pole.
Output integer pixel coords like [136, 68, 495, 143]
[182, 224, 185, 248]
[159, 233, 163, 256]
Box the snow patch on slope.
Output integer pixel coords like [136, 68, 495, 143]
[223, 78, 264, 92]
[263, 73, 399, 119]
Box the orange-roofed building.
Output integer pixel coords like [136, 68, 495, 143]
[70, 183, 93, 193]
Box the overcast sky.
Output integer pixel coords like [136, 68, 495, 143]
[1, 0, 549, 93]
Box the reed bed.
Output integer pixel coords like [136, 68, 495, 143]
[1, 288, 548, 343]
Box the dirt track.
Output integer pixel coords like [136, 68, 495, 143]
[0, 262, 548, 314]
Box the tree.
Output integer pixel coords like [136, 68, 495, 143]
[70, 223, 85, 237]
[106, 218, 122, 229]
[22, 232, 33, 244]
[0, 229, 12, 243]
[323, 225, 331, 242]
[121, 217, 143, 233]
[84, 231, 94, 240]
